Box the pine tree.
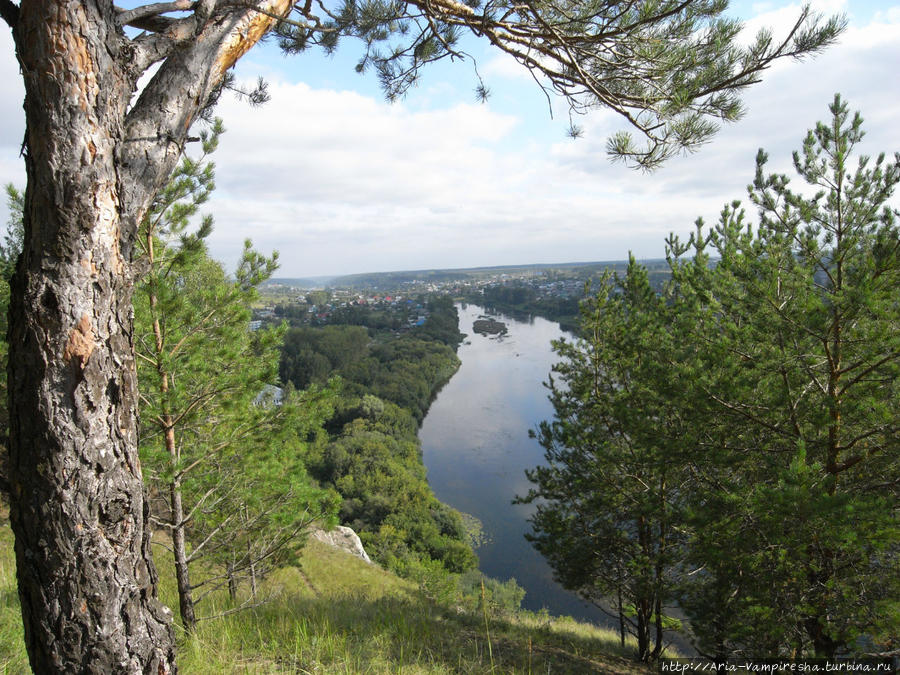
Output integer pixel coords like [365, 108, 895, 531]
[519, 259, 689, 662]
[669, 95, 900, 657]
[134, 132, 338, 632]
[525, 97, 899, 660]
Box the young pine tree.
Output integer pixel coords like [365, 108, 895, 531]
[671, 95, 900, 657]
[134, 128, 338, 633]
[519, 259, 690, 662]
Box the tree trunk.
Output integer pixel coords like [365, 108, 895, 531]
[635, 514, 652, 662]
[148, 240, 197, 633]
[636, 604, 650, 663]
[652, 595, 663, 660]
[170, 481, 197, 633]
[227, 562, 238, 602]
[248, 557, 258, 599]
[7, 1, 177, 670]
[239, 504, 257, 599]
[652, 481, 666, 661]
[5, 0, 297, 669]
[617, 582, 626, 648]
[805, 615, 839, 658]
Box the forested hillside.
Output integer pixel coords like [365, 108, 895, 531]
[279, 296, 480, 577]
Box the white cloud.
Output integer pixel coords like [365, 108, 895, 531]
[874, 6, 900, 22]
[481, 53, 535, 83]
[1, 2, 898, 277]
[204, 80, 561, 272]
[202, 8, 900, 275]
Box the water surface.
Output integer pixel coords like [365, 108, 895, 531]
[420, 303, 610, 625]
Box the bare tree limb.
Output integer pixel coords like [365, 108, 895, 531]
[117, 0, 193, 28]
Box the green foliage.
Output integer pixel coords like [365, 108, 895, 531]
[320, 303, 405, 332]
[0, 185, 24, 491]
[667, 95, 900, 658]
[457, 570, 526, 616]
[478, 282, 581, 327]
[518, 258, 686, 662]
[275, 0, 844, 168]
[135, 131, 339, 624]
[281, 325, 370, 389]
[281, 301, 461, 422]
[355, 336, 461, 421]
[417, 295, 465, 346]
[525, 95, 899, 661]
[0, 185, 23, 282]
[306, 404, 478, 576]
[280, 300, 477, 578]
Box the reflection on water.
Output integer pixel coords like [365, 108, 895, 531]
[420, 304, 611, 626]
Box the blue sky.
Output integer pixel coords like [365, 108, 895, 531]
[2, 1, 899, 277]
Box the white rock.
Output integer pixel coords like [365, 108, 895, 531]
[310, 525, 372, 564]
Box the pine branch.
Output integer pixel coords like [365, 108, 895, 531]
[124, 0, 297, 196]
[185, 512, 236, 563]
[223, 0, 335, 32]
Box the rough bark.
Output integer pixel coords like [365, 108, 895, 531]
[227, 562, 237, 602]
[8, 1, 176, 671]
[6, 0, 294, 670]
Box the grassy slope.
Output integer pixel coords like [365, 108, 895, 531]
[0, 523, 654, 674]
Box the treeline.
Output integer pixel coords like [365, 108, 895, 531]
[316, 304, 405, 331]
[274, 297, 408, 330]
[279, 296, 480, 576]
[475, 283, 582, 331]
[280, 295, 463, 421]
[520, 98, 899, 661]
[471, 261, 671, 333]
[331, 269, 469, 288]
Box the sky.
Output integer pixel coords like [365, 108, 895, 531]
[1, 1, 899, 278]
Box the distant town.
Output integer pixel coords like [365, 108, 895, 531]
[254, 259, 671, 331]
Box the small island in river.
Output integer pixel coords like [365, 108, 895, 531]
[473, 317, 508, 336]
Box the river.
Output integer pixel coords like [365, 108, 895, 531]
[420, 303, 611, 626]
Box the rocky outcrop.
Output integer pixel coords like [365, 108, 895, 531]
[310, 525, 373, 564]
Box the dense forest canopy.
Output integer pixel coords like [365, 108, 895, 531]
[278, 296, 479, 576]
